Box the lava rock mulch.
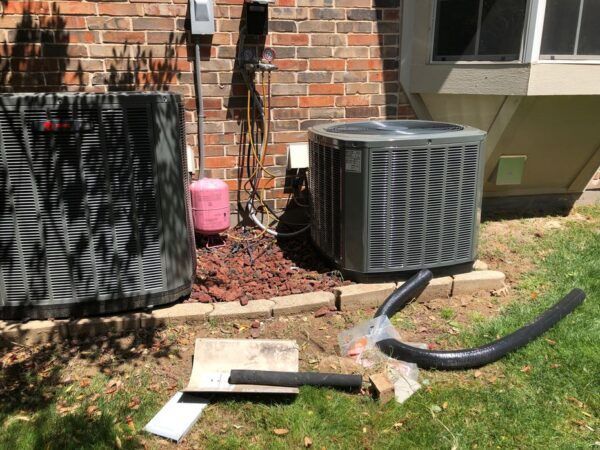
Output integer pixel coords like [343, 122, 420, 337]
[188, 230, 352, 305]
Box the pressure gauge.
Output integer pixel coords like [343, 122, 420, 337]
[242, 48, 255, 62]
[262, 47, 276, 62]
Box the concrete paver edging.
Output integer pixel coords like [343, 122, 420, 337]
[0, 266, 505, 345]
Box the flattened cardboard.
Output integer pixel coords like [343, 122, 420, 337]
[184, 338, 299, 395]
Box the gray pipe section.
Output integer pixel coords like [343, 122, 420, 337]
[194, 42, 205, 178]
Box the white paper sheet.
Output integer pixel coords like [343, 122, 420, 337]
[144, 392, 209, 443]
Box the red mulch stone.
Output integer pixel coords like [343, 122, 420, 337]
[187, 229, 352, 304]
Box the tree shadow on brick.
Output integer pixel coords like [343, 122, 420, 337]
[105, 32, 188, 92]
[0, 3, 85, 93]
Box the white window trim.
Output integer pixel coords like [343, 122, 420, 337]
[429, 0, 600, 65]
[535, 0, 600, 63]
[523, 0, 545, 63]
[430, 0, 533, 64]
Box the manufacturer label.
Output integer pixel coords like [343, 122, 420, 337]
[345, 149, 362, 173]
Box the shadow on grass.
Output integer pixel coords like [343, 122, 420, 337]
[0, 327, 177, 449]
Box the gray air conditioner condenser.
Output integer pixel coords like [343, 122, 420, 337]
[308, 120, 486, 279]
[0, 92, 195, 320]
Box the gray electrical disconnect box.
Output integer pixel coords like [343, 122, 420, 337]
[190, 0, 215, 35]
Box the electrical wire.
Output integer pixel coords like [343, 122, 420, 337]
[241, 62, 311, 238]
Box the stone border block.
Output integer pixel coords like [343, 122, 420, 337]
[68, 313, 141, 338]
[1, 320, 69, 345]
[473, 260, 489, 271]
[415, 276, 453, 301]
[335, 283, 396, 311]
[271, 292, 334, 317]
[209, 299, 274, 321]
[141, 303, 214, 328]
[453, 270, 506, 296]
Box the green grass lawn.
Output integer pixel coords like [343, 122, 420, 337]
[1, 207, 599, 449]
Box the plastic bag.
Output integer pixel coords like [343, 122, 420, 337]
[338, 316, 400, 363]
[338, 317, 425, 403]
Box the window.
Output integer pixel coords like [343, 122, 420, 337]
[433, 0, 528, 62]
[541, 0, 600, 59]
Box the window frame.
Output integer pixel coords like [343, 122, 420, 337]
[540, 0, 600, 60]
[430, 0, 532, 63]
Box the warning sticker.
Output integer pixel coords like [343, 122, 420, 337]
[345, 150, 362, 173]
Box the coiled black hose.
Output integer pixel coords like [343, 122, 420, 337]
[374, 271, 586, 370]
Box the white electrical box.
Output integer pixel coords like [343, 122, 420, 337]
[190, 0, 215, 35]
[288, 143, 310, 169]
[186, 145, 199, 173]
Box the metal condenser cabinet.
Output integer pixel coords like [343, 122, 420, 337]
[0, 93, 195, 320]
[308, 120, 486, 279]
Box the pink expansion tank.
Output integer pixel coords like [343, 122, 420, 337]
[190, 178, 230, 235]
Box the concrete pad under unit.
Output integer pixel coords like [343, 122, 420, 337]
[271, 292, 335, 317]
[1, 320, 69, 345]
[209, 299, 274, 321]
[141, 303, 214, 328]
[453, 270, 506, 296]
[335, 283, 396, 311]
[68, 313, 142, 338]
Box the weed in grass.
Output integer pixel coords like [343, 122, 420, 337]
[440, 307, 456, 320]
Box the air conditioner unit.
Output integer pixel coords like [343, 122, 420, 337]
[0, 92, 195, 320]
[308, 120, 486, 279]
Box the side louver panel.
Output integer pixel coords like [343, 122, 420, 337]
[367, 145, 481, 271]
[308, 141, 343, 262]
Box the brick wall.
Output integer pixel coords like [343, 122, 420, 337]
[0, 0, 411, 215]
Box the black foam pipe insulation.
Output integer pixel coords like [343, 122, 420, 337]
[229, 370, 363, 390]
[374, 274, 586, 369]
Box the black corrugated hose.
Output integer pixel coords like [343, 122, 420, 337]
[374, 269, 586, 370]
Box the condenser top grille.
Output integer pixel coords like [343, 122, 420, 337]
[325, 120, 464, 136]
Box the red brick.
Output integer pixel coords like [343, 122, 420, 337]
[98, 3, 143, 16]
[277, 59, 308, 71]
[205, 156, 237, 169]
[309, 84, 344, 95]
[2, 1, 50, 14]
[335, 96, 370, 107]
[299, 96, 335, 108]
[348, 34, 380, 46]
[102, 31, 145, 44]
[309, 59, 345, 71]
[132, 18, 174, 31]
[144, 4, 187, 16]
[271, 34, 309, 46]
[348, 59, 384, 71]
[53, 2, 97, 15]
